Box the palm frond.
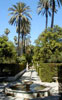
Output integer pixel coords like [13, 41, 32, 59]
[8, 8, 15, 11]
[23, 12, 32, 19]
[37, 0, 51, 16]
[13, 5, 18, 10]
[9, 16, 16, 25]
[37, 7, 43, 14]
[8, 2, 31, 34]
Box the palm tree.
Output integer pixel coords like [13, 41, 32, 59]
[50, 0, 62, 28]
[8, 2, 31, 56]
[4, 28, 10, 36]
[14, 36, 18, 45]
[21, 18, 31, 54]
[37, 0, 51, 29]
[50, 0, 56, 28]
[14, 36, 17, 41]
[16, 17, 31, 55]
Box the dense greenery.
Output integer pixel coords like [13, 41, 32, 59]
[25, 45, 34, 64]
[33, 26, 62, 63]
[0, 36, 27, 76]
[16, 55, 27, 64]
[0, 63, 26, 76]
[34, 63, 61, 82]
[0, 35, 33, 76]
[0, 36, 17, 63]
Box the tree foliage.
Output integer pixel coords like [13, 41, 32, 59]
[33, 25, 62, 63]
[37, 0, 51, 29]
[4, 28, 10, 36]
[0, 36, 17, 63]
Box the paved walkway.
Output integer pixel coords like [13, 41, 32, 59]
[21, 68, 41, 84]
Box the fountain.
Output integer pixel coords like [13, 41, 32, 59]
[4, 80, 50, 99]
[4, 68, 50, 99]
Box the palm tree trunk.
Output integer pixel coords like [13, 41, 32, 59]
[18, 16, 20, 56]
[46, 9, 48, 29]
[21, 33, 24, 55]
[24, 35, 26, 54]
[18, 33, 20, 56]
[51, 0, 55, 28]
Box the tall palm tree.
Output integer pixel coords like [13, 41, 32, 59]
[50, 0, 62, 28]
[21, 18, 31, 54]
[37, 0, 51, 29]
[14, 36, 18, 45]
[16, 17, 31, 55]
[4, 28, 10, 36]
[50, 0, 56, 28]
[8, 2, 31, 56]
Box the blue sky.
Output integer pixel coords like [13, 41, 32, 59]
[0, 0, 62, 44]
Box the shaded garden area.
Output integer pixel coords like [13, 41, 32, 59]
[0, 63, 26, 77]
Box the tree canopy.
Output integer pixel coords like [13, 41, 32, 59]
[8, 2, 31, 56]
[33, 25, 62, 63]
[0, 36, 17, 63]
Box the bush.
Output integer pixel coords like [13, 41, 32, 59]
[33, 26, 62, 63]
[25, 53, 32, 64]
[0, 63, 26, 77]
[16, 55, 27, 64]
[0, 36, 17, 64]
[35, 63, 61, 82]
[15, 55, 27, 73]
[0, 55, 27, 77]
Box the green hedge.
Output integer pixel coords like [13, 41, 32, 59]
[0, 63, 26, 77]
[35, 63, 62, 82]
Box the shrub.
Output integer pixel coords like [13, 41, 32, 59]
[16, 55, 27, 64]
[0, 63, 26, 77]
[0, 36, 17, 64]
[25, 53, 32, 64]
[16, 55, 27, 71]
[35, 63, 61, 82]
